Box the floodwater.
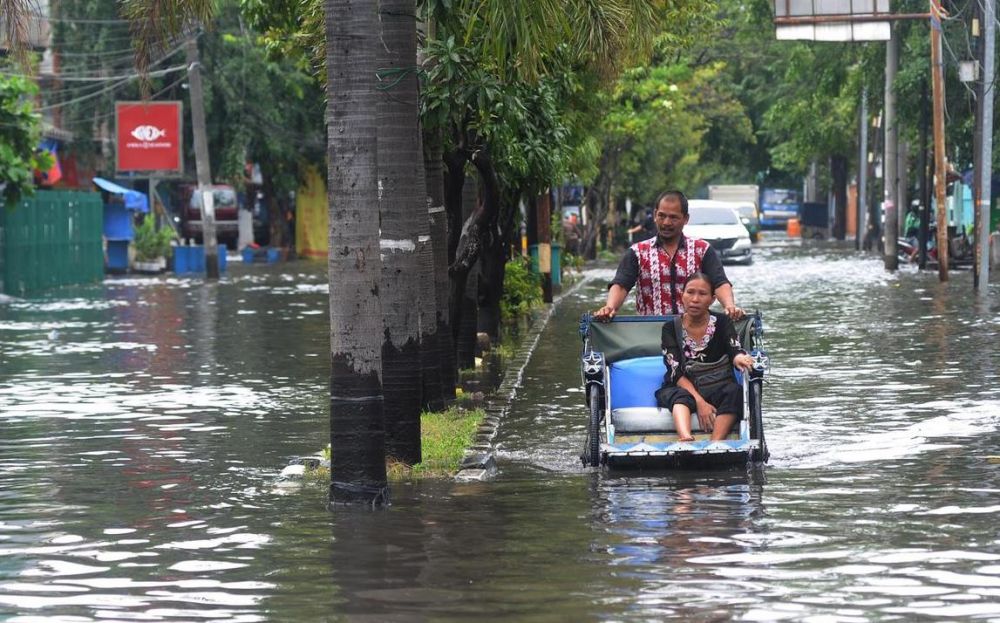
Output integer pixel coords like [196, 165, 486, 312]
[2, 240, 1000, 622]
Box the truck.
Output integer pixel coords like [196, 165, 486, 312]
[759, 187, 801, 229]
[708, 184, 762, 241]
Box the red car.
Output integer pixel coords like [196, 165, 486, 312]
[181, 185, 239, 247]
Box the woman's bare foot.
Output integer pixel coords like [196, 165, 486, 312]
[677, 435, 695, 442]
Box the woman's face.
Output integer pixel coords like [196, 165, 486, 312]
[682, 278, 713, 315]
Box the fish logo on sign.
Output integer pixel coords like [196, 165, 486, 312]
[130, 125, 167, 142]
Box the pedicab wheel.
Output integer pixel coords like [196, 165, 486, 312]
[748, 380, 769, 463]
[587, 384, 603, 467]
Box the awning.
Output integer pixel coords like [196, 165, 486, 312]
[92, 177, 149, 213]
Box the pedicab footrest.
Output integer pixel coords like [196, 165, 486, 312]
[604, 439, 759, 457]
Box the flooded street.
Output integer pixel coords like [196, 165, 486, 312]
[3, 242, 1000, 621]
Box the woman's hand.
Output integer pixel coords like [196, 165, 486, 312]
[695, 399, 716, 432]
[733, 353, 754, 371]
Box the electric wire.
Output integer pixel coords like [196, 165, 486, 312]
[36, 65, 188, 111]
[28, 8, 170, 26]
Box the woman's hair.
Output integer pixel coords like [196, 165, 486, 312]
[683, 272, 714, 295]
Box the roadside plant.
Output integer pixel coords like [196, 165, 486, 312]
[0, 73, 51, 209]
[500, 257, 542, 321]
[132, 214, 175, 261]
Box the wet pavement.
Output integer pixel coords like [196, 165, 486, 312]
[2, 240, 1000, 621]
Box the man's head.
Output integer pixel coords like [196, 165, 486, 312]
[652, 190, 689, 242]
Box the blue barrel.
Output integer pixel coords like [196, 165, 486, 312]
[174, 245, 226, 274]
[551, 243, 561, 286]
[106, 240, 129, 272]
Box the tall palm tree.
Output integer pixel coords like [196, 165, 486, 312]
[423, 127, 457, 402]
[377, 0, 427, 464]
[323, 0, 389, 505]
[114, 0, 389, 505]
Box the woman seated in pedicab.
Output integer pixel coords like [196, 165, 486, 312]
[655, 272, 755, 442]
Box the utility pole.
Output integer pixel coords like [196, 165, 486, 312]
[930, 0, 950, 280]
[976, 0, 995, 291]
[185, 35, 220, 279]
[537, 191, 553, 303]
[919, 78, 931, 269]
[858, 87, 868, 251]
[884, 24, 899, 270]
[898, 140, 908, 237]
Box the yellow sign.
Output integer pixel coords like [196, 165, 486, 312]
[296, 166, 328, 259]
[538, 242, 551, 273]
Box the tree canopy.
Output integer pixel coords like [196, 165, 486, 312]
[0, 73, 51, 208]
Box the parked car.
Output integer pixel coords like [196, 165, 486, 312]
[689, 199, 761, 241]
[729, 200, 763, 242]
[685, 200, 753, 265]
[181, 184, 239, 248]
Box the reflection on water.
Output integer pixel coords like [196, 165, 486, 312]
[2, 247, 1000, 621]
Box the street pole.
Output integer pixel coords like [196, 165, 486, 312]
[919, 78, 931, 268]
[930, 0, 950, 280]
[977, 0, 995, 291]
[884, 24, 899, 270]
[858, 87, 868, 251]
[537, 191, 553, 303]
[898, 140, 908, 238]
[185, 35, 220, 279]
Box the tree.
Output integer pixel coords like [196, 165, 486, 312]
[323, 0, 389, 505]
[377, 0, 432, 463]
[106, 0, 389, 505]
[0, 73, 51, 208]
[420, 0, 679, 341]
[197, 7, 326, 248]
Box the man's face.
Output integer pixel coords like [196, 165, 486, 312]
[654, 198, 688, 240]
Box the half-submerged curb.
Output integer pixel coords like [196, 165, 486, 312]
[454, 275, 592, 481]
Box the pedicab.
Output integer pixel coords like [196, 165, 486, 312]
[580, 313, 770, 470]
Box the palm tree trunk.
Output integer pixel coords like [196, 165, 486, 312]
[377, 0, 424, 464]
[421, 126, 454, 406]
[325, 0, 388, 506]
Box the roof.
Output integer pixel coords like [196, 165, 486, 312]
[92, 177, 149, 212]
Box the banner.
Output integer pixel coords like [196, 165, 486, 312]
[116, 101, 183, 173]
[36, 139, 62, 186]
[296, 166, 328, 259]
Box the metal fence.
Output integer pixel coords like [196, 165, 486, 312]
[0, 190, 104, 296]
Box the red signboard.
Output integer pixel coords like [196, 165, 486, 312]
[116, 101, 183, 173]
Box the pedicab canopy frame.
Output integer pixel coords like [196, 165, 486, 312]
[579, 313, 769, 470]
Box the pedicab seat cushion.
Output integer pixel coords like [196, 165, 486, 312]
[609, 355, 715, 433]
[609, 357, 673, 432]
[609, 356, 664, 409]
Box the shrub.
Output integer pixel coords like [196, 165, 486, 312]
[133, 214, 175, 261]
[501, 256, 542, 321]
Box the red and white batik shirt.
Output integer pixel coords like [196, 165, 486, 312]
[609, 235, 729, 315]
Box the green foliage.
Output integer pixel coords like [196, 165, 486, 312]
[763, 43, 861, 174]
[50, 1, 324, 196]
[420, 38, 575, 196]
[0, 72, 49, 209]
[405, 406, 483, 477]
[316, 406, 485, 480]
[598, 248, 618, 262]
[562, 251, 585, 272]
[200, 5, 326, 195]
[50, 1, 163, 167]
[500, 256, 542, 321]
[132, 214, 175, 261]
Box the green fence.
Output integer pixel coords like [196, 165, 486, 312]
[0, 190, 104, 297]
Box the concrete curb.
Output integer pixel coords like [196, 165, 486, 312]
[454, 273, 593, 481]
